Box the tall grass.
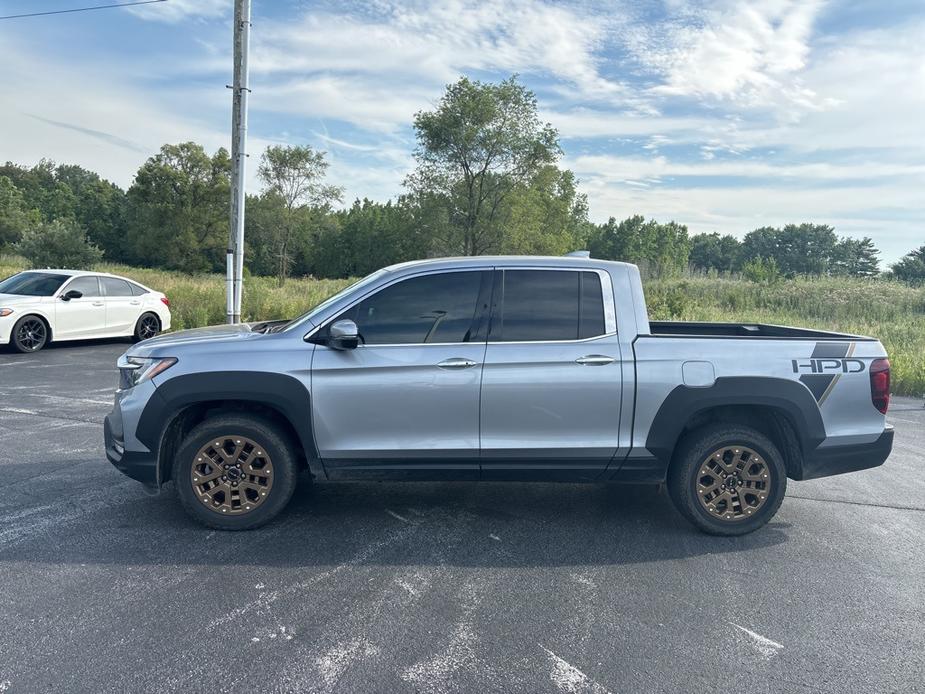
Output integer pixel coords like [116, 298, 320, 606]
[3, 256, 923, 395]
[646, 275, 925, 396]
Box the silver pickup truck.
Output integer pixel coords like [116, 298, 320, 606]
[104, 255, 894, 535]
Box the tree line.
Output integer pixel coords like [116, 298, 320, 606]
[1, 75, 923, 285]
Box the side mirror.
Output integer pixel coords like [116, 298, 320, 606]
[328, 319, 359, 350]
[60, 290, 83, 301]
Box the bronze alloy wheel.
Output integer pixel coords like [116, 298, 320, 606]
[190, 435, 274, 515]
[696, 445, 771, 522]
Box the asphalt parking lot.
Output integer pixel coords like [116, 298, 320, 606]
[0, 341, 923, 693]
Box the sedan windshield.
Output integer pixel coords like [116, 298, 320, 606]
[0, 272, 70, 296]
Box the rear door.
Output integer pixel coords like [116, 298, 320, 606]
[101, 277, 140, 335]
[479, 268, 622, 480]
[311, 268, 492, 478]
[54, 275, 106, 339]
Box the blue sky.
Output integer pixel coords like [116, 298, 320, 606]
[1, 0, 923, 263]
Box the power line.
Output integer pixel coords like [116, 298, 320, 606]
[0, 0, 167, 20]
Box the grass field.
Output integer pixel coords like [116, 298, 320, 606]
[3, 256, 923, 395]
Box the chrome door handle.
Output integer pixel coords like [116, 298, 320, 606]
[437, 358, 478, 369]
[92, 302, 104, 307]
[576, 354, 615, 366]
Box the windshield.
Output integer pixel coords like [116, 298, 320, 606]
[0, 272, 70, 297]
[282, 269, 389, 332]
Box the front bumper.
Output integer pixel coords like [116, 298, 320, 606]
[797, 426, 894, 480]
[105, 409, 158, 489]
[0, 316, 13, 345]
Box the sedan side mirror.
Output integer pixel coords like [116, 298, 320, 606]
[328, 319, 359, 350]
[60, 289, 83, 301]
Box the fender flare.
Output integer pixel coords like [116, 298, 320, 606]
[645, 376, 825, 464]
[11, 309, 55, 341]
[135, 371, 320, 483]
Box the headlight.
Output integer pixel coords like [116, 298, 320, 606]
[0, 308, 13, 317]
[117, 355, 177, 389]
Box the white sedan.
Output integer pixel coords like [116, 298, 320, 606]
[0, 270, 172, 353]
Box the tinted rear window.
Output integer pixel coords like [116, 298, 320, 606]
[494, 269, 607, 342]
[497, 270, 580, 341]
[579, 271, 606, 339]
[101, 277, 134, 297]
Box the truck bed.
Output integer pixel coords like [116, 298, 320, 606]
[647, 321, 872, 340]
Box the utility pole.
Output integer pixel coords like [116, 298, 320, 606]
[227, 0, 251, 323]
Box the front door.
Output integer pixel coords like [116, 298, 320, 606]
[479, 268, 622, 480]
[311, 269, 492, 479]
[55, 275, 106, 339]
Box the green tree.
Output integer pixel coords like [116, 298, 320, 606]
[587, 215, 691, 276]
[15, 218, 103, 269]
[53, 164, 128, 261]
[308, 198, 429, 279]
[124, 143, 231, 272]
[741, 256, 782, 284]
[0, 176, 41, 249]
[407, 75, 560, 255]
[741, 223, 837, 276]
[891, 245, 925, 285]
[255, 144, 342, 286]
[830, 236, 880, 277]
[688, 232, 741, 273]
[500, 167, 591, 255]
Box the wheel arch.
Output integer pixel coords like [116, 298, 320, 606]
[135, 371, 322, 486]
[646, 377, 824, 480]
[14, 310, 54, 343]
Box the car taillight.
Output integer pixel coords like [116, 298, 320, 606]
[870, 358, 890, 414]
[160, 297, 170, 307]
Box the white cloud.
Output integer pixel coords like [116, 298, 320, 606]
[125, 0, 228, 23]
[630, 0, 827, 110]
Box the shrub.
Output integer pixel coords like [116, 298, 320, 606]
[15, 219, 103, 269]
[742, 256, 781, 284]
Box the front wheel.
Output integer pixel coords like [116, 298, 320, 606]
[173, 414, 299, 530]
[667, 424, 787, 536]
[11, 315, 48, 353]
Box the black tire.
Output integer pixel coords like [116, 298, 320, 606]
[173, 414, 299, 530]
[133, 312, 161, 342]
[667, 424, 787, 536]
[11, 315, 49, 353]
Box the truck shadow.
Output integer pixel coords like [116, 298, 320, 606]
[0, 466, 790, 568]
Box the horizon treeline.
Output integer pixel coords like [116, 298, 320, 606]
[1, 76, 923, 285]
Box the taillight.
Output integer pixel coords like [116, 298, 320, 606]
[160, 297, 170, 308]
[870, 358, 890, 414]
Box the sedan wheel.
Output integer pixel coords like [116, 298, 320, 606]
[12, 316, 48, 353]
[134, 313, 160, 341]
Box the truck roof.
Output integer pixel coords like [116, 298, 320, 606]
[382, 255, 636, 273]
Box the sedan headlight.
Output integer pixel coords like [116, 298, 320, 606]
[0, 308, 13, 317]
[117, 355, 177, 389]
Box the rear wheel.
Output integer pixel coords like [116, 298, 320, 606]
[173, 414, 299, 530]
[133, 312, 160, 342]
[11, 315, 48, 353]
[667, 424, 786, 536]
